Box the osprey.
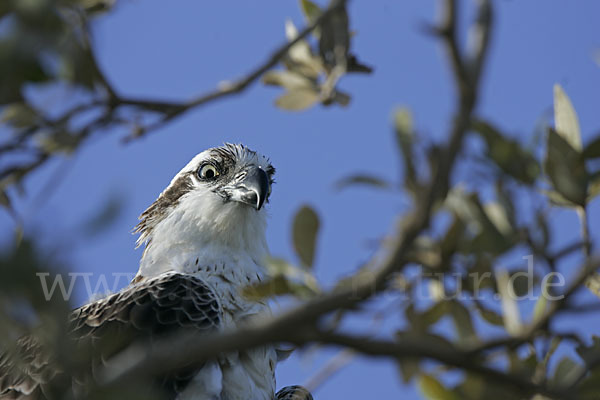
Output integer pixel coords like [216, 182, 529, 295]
[0, 144, 312, 400]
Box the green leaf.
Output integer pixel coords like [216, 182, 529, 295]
[464, 260, 493, 288]
[496, 268, 522, 335]
[335, 174, 391, 191]
[318, 3, 349, 68]
[275, 88, 320, 111]
[553, 84, 582, 151]
[265, 257, 298, 275]
[449, 300, 478, 345]
[397, 359, 420, 384]
[446, 189, 515, 254]
[242, 276, 289, 300]
[284, 19, 322, 78]
[583, 134, 600, 159]
[262, 70, 317, 90]
[588, 170, 600, 202]
[329, 89, 351, 107]
[428, 279, 444, 302]
[508, 352, 538, 380]
[542, 337, 562, 372]
[0, 190, 11, 211]
[542, 189, 577, 208]
[243, 275, 306, 300]
[552, 356, 585, 388]
[534, 209, 551, 249]
[586, 273, 600, 299]
[1, 102, 39, 128]
[482, 202, 512, 236]
[300, 0, 322, 24]
[393, 107, 418, 189]
[471, 120, 540, 184]
[59, 45, 97, 90]
[544, 127, 588, 206]
[576, 368, 600, 400]
[576, 336, 600, 368]
[406, 236, 440, 268]
[415, 302, 449, 332]
[394, 107, 413, 136]
[508, 267, 538, 298]
[454, 374, 521, 400]
[473, 301, 504, 326]
[38, 130, 81, 154]
[440, 218, 465, 258]
[250, 257, 320, 298]
[77, 0, 116, 15]
[0, 41, 50, 104]
[292, 205, 320, 268]
[532, 284, 548, 324]
[418, 374, 460, 400]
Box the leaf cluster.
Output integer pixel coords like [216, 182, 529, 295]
[261, 0, 372, 111]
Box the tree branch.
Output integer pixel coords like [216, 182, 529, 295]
[119, 0, 350, 140]
[304, 330, 569, 399]
[0, 0, 349, 183]
[468, 255, 600, 355]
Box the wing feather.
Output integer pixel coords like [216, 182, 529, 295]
[0, 272, 222, 399]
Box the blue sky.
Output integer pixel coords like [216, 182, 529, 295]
[1, 0, 600, 398]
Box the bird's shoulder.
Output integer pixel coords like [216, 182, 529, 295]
[71, 271, 222, 339]
[0, 272, 223, 400]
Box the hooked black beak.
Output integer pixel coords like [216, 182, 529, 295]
[228, 167, 270, 210]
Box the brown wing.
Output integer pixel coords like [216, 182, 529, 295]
[0, 272, 222, 399]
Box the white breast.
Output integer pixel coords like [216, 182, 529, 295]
[178, 256, 277, 400]
[137, 175, 277, 399]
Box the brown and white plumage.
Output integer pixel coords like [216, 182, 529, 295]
[0, 144, 313, 400]
[0, 273, 220, 398]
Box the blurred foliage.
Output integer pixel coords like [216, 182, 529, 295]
[0, 239, 71, 335]
[317, 80, 600, 398]
[0, 0, 117, 212]
[0, 0, 373, 214]
[249, 78, 600, 399]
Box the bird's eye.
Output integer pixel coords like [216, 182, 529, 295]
[198, 164, 219, 180]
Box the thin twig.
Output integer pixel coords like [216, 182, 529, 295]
[0, 0, 349, 181]
[577, 207, 591, 259]
[303, 349, 355, 392]
[306, 330, 569, 399]
[120, 0, 350, 140]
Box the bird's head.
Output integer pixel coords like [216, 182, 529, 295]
[134, 144, 275, 275]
